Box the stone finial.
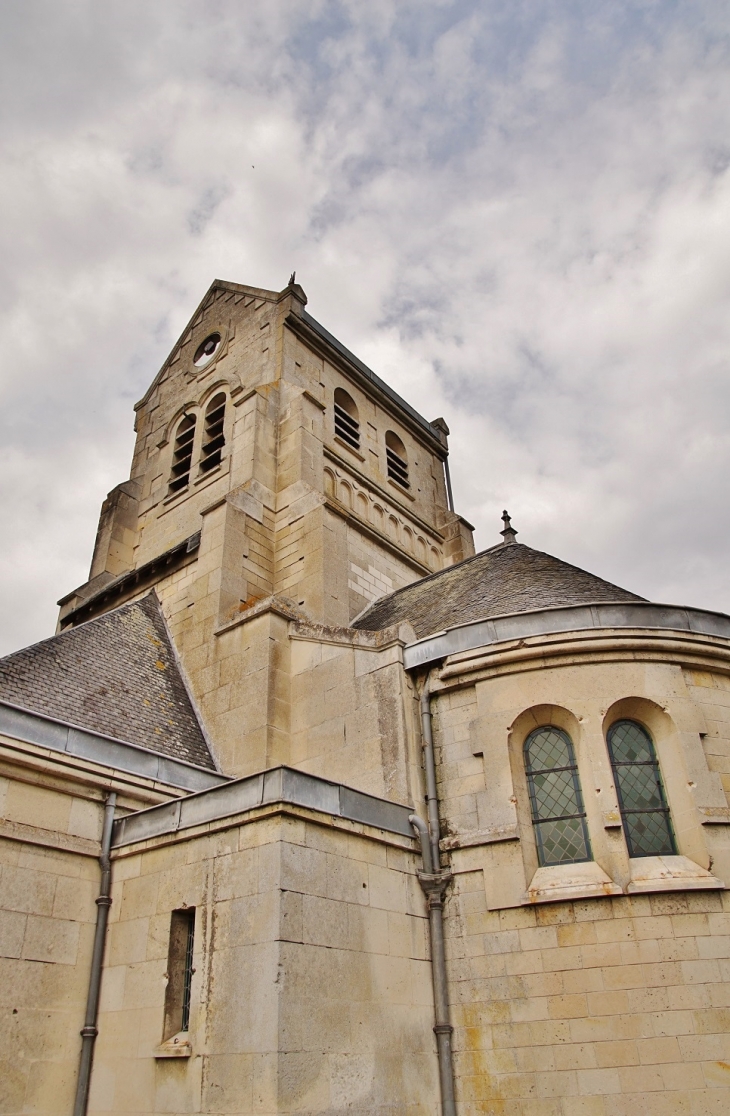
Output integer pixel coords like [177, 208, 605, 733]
[500, 510, 518, 545]
[288, 271, 296, 286]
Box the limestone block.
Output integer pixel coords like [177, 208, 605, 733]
[4, 781, 71, 833]
[302, 894, 350, 949]
[107, 916, 150, 967]
[202, 1052, 255, 1114]
[22, 914, 80, 965]
[122, 959, 167, 1010]
[52, 874, 97, 922]
[220, 891, 280, 948]
[279, 841, 327, 898]
[0, 909, 26, 958]
[207, 941, 280, 1054]
[213, 846, 260, 900]
[367, 862, 407, 913]
[0, 863, 57, 915]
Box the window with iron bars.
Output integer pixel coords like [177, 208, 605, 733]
[163, 908, 196, 1039]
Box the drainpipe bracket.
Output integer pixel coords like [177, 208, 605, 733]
[417, 868, 453, 901]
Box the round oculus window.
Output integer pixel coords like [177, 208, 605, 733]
[194, 332, 222, 368]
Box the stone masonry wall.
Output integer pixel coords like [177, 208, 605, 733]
[446, 876, 730, 1116]
[0, 778, 103, 1116]
[429, 647, 730, 1113]
[96, 811, 438, 1116]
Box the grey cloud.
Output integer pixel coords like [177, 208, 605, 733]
[1, 0, 730, 655]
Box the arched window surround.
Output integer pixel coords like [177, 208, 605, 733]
[333, 388, 360, 451]
[385, 430, 409, 488]
[199, 390, 227, 475]
[168, 412, 197, 494]
[165, 386, 229, 499]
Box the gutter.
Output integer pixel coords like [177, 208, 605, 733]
[73, 792, 117, 1116]
[410, 678, 457, 1116]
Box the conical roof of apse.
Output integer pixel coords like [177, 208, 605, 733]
[352, 539, 645, 640]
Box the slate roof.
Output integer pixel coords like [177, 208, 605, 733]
[352, 542, 646, 639]
[0, 593, 216, 770]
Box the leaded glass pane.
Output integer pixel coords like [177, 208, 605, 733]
[532, 769, 580, 820]
[608, 721, 653, 763]
[606, 720, 676, 859]
[536, 817, 589, 865]
[616, 764, 663, 811]
[525, 726, 572, 772]
[623, 811, 675, 857]
[524, 726, 591, 867]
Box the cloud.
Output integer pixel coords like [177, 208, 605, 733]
[1, 0, 730, 653]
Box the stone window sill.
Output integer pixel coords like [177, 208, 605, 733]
[154, 1033, 192, 1059]
[161, 458, 229, 510]
[626, 854, 724, 894]
[526, 861, 622, 905]
[387, 477, 415, 501]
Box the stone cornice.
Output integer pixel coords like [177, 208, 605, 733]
[323, 445, 444, 541]
[431, 629, 730, 692]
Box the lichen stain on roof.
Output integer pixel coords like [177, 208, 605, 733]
[0, 592, 215, 770]
[352, 542, 646, 639]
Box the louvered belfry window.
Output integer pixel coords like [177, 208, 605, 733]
[524, 726, 591, 866]
[199, 392, 226, 474]
[334, 388, 360, 450]
[607, 720, 676, 858]
[385, 430, 409, 488]
[169, 414, 197, 493]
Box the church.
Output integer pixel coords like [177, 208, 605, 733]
[1, 276, 728, 1116]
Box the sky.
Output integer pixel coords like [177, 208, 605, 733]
[1, 0, 730, 656]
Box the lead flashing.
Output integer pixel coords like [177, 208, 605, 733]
[59, 532, 201, 627]
[112, 766, 415, 847]
[292, 311, 445, 452]
[403, 600, 730, 670]
[0, 700, 227, 792]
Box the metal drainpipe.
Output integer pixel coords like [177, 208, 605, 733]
[443, 458, 455, 513]
[73, 791, 117, 1116]
[410, 678, 457, 1116]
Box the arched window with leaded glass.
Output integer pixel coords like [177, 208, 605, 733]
[524, 726, 591, 866]
[606, 720, 676, 858]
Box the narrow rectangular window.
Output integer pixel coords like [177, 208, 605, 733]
[163, 908, 195, 1039]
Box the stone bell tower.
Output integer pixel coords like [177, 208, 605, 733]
[57, 277, 474, 774]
